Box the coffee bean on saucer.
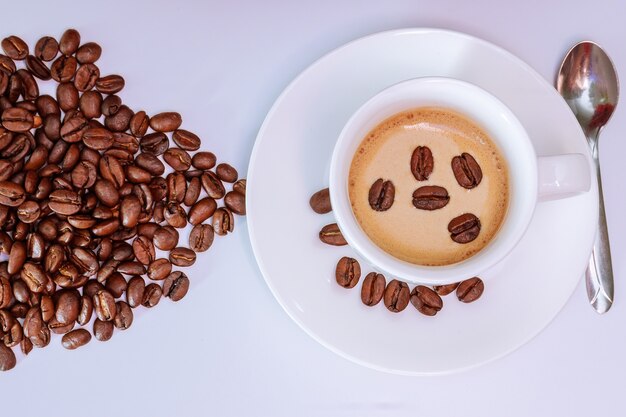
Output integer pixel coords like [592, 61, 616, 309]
[360, 272, 385, 306]
[451, 152, 482, 189]
[410, 285, 443, 316]
[368, 179, 395, 211]
[448, 213, 481, 244]
[309, 188, 331, 214]
[456, 277, 484, 303]
[410, 146, 433, 181]
[319, 223, 347, 246]
[433, 282, 460, 296]
[335, 257, 360, 288]
[383, 279, 410, 313]
[412, 186, 449, 210]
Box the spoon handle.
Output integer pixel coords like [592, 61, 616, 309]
[586, 149, 614, 313]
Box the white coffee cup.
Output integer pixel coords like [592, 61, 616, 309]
[329, 77, 591, 285]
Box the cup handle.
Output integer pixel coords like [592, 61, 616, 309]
[537, 154, 591, 201]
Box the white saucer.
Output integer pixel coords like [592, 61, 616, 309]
[246, 28, 597, 375]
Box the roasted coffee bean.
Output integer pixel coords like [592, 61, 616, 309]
[84, 279, 105, 298]
[45, 244, 64, 274]
[163, 148, 191, 171]
[117, 261, 145, 276]
[184, 177, 201, 206]
[24, 306, 50, 347]
[170, 129, 199, 151]
[3, 320, 23, 348]
[216, 163, 238, 183]
[166, 172, 186, 203]
[104, 104, 133, 132]
[16, 200, 40, 223]
[163, 271, 189, 302]
[77, 295, 93, 326]
[20, 336, 33, 356]
[309, 188, 331, 214]
[0, 344, 16, 371]
[0, 55, 15, 75]
[319, 223, 346, 246]
[21, 262, 47, 294]
[83, 127, 113, 150]
[16, 69, 38, 100]
[54, 289, 81, 324]
[368, 179, 395, 211]
[119, 195, 141, 228]
[40, 295, 55, 322]
[410, 286, 443, 316]
[142, 283, 162, 307]
[34, 36, 58, 61]
[212, 207, 234, 236]
[99, 155, 125, 188]
[224, 191, 245, 215]
[113, 301, 133, 330]
[456, 277, 484, 303]
[93, 290, 116, 321]
[93, 318, 113, 341]
[451, 152, 483, 189]
[133, 235, 155, 265]
[149, 112, 181, 132]
[189, 224, 214, 252]
[412, 186, 450, 210]
[448, 213, 481, 244]
[62, 328, 91, 350]
[200, 171, 225, 199]
[59, 143, 80, 170]
[0, 276, 11, 309]
[27, 232, 45, 261]
[433, 282, 459, 296]
[60, 113, 87, 142]
[11, 303, 28, 320]
[94, 179, 119, 207]
[101, 94, 121, 116]
[147, 258, 172, 281]
[95, 74, 125, 94]
[137, 222, 159, 237]
[129, 111, 149, 138]
[410, 146, 433, 181]
[50, 55, 77, 83]
[25, 55, 52, 80]
[49, 190, 81, 215]
[2, 36, 28, 60]
[76, 42, 102, 64]
[383, 280, 410, 313]
[70, 161, 97, 189]
[192, 152, 216, 170]
[10, 279, 28, 304]
[169, 247, 196, 267]
[335, 257, 361, 288]
[233, 179, 246, 196]
[164, 202, 187, 228]
[6, 73, 22, 103]
[2, 107, 34, 132]
[126, 276, 145, 308]
[0, 231, 11, 255]
[361, 272, 386, 306]
[112, 242, 134, 261]
[188, 197, 216, 225]
[135, 153, 164, 176]
[79, 90, 102, 119]
[140, 132, 169, 156]
[125, 165, 151, 184]
[59, 29, 80, 55]
[24, 146, 48, 170]
[13, 221, 29, 241]
[153, 226, 179, 251]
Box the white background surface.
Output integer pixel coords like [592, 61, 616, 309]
[1, 0, 625, 415]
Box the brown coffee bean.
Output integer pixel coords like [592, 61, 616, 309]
[360, 272, 386, 306]
[125, 165, 151, 184]
[368, 179, 395, 211]
[216, 163, 238, 183]
[130, 111, 149, 138]
[94, 179, 120, 207]
[184, 177, 201, 206]
[448, 213, 481, 244]
[0, 180, 25, 207]
[54, 289, 81, 324]
[20, 337, 33, 356]
[35, 94, 59, 116]
[132, 235, 155, 265]
[164, 202, 187, 228]
[104, 104, 133, 132]
[101, 94, 121, 117]
[309, 188, 331, 214]
[135, 153, 164, 176]
[25, 55, 51, 80]
[93, 318, 114, 341]
[169, 247, 196, 267]
[117, 261, 145, 276]
[0, 55, 15, 75]
[24, 306, 50, 347]
[96, 75, 125, 94]
[3, 319, 23, 348]
[163, 271, 189, 302]
[71, 161, 97, 189]
[74, 63, 100, 91]
[335, 257, 361, 288]
[212, 207, 234, 236]
[189, 224, 214, 252]
[59, 29, 80, 55]
[456, 277, 484, 303]
[93, 290, 116, 321]
[16, 200, 40, 223]
[0, 277, 10, 309]
[35, 36, 58, 61]
[2, 36, 28, 60]
[451, 153, 483, 189]
[163, 148, 191, 172]
[2, 107, 33, 132]
[16, 69, 38, 100]
[147, 258, 172, 281]
[188, 197, 217, 225]
[433, 282, 459, 296]
[126, 276, 145, 308]
[224, 191, 245, 215]
[79, 90, 103, 119]
[60, 112, 88, 142]
[200, 171, 225, 199]
[20, 262, 46, 293]
[383, 280, 410, 313]
[49, 190, 81, 215]
[99, 155, 125, 188]
[166, 172, 186, 203]
[410, 146, 434, 181]
[149, 112, 182, 132]
[50, 55, 77, 83]
[0, 344, 16, 371]
[319, 223, 347, 246]
[410, 286, 443, 316]
[82, 127, 113, 151]
[192, 152, 216, 170]
[140, 132, 169, 156]
[172, 129, 200, 151]
[153, 226, 179, 251]
[76, 42, 102, 64]
[77, 295, 93, 326]
[412, 186, 450, 210]
[61, 328, 90, 350]
[142, 283, 162, 307]
[113, 301, 133, 330]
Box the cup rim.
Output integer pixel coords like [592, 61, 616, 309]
[329, 76, 538, 285]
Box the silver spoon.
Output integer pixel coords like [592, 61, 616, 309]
[556, 41, 619, 314]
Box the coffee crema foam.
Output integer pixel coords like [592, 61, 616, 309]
[349, 107, 509, 266]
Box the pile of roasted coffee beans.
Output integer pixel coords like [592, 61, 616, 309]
[0, 29, 246, 371]
[310, 188, 484, 315]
